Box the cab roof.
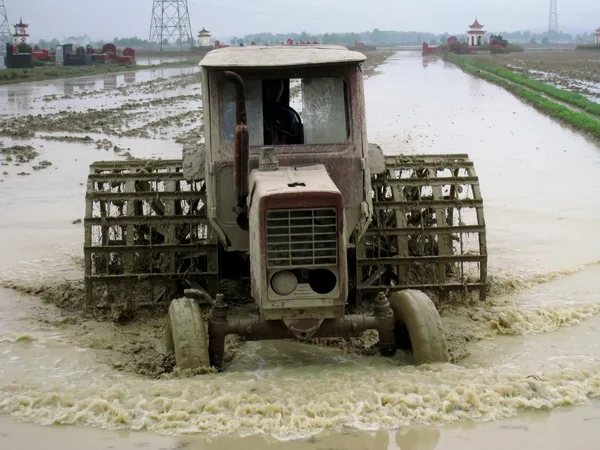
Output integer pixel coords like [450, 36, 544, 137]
[199, 45, 367, 69]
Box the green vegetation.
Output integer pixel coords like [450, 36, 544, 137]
[0, 59, 200, 86]
[17, 43, 33, 53]
[446, 53, 600, 118]
[445, 53, 600, 140]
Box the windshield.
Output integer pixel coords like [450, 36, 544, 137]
[222, 77, 350, 147]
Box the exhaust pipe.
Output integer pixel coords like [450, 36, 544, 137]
[223, 70, 249, 231]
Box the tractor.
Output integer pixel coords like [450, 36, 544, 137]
[83, 45, 487, 371]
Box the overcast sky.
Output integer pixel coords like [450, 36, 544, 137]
[7, 0, 600, 41]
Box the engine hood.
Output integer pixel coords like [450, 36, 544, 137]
[247, 163, 348, 321]
[248, 164, 341, 206]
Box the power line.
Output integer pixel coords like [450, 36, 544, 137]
[0, 0, 10, 47]
[548, 0, 559, 37]
[149, 0, 194, 51]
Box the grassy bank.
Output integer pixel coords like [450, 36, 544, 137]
[446, 53, 600, 118]
[362, 49, 396, 77]
[0, 59, 201, 86]
[444, 52, 600, 140]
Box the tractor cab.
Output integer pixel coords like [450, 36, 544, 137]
[188, 46, 375, 251]
[189, 45, 376, 330]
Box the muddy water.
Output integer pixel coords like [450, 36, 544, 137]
[1, 51, 600, 449]
[368, 52, 600, 276]
[137, 57, 188, 67]
[0, 66, 200, 116]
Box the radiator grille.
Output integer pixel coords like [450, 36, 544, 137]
[266, 208, 338, 268]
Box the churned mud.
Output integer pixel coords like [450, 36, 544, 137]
[0, 46, 396, 378]
[0, 144, 39, 164]
[3, 258, 599, 379]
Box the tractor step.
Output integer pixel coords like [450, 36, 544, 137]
[84, 159, 218, 310]
[355, 153, 487, 304]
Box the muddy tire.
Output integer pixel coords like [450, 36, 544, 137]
[165, 298, 210, 370]
[388, 290, 449, 365]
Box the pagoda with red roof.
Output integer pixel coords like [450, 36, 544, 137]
[595, 27, 600, 45]
[467, 18, 486, 47]
[12, 18, 29, 45]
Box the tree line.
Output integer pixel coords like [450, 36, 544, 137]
[233, 29, 596, 45]
[32, 28, 598, 49]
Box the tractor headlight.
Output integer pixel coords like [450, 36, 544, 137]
[271, 270, 298, 296]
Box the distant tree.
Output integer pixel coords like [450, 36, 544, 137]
[371, 28, 383, 43]
[542, 37, 550, 44]
[110, 36, 151, 48]
[530, 38, 537, 44]
[229, 37, 245, 46]
[17, 42, 32, 53]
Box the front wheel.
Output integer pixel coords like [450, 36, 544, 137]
[388, 290, 450, 364]
[165, 298, 210, 370]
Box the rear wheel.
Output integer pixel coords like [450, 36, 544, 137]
[165, 298, 210, 370]
[388, 290, 449, 364]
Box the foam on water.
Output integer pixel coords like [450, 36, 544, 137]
[1, 355, 599, 438]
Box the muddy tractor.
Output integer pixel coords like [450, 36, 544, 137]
[84, 45, 487, 371]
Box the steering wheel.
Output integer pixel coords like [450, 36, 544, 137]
[280, 104, 303, 126]
[264, 104, 304, 143]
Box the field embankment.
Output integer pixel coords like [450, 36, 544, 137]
[0, 59, 201, 86]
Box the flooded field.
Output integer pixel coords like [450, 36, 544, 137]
[472, 50, 600, 100]
[1, 51, 600, 449]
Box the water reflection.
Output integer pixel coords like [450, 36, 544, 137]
[167, 427, 440, 449]
[422, 56, 439, 69]
[124, 72, 136, 84]
[103, 74, 118, 90]
[136, 57, 186, 66]
[6, 85, 33, 112]
[63, 79, 98, 96]
[395, 427, 441, 450]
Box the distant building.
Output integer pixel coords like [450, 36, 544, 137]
[467, 18, 486, 46]
[596, 27, 600, 45]
[13, 18, 29, 45]
[64, 35, 91, 47]
[198, 28, 211, 47]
